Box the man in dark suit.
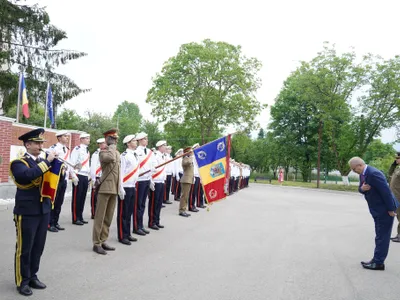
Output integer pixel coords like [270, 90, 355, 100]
[349, 157, 399, 270]
[9, 128, 56, 296]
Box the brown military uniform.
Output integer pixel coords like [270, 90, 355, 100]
[179, 155, 194, 213]
[389, 162, 400, 238]
[92, 145, 121, 247]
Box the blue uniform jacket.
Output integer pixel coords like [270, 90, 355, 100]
[10, 154, 52, 215]
[359, 165, 399, 217]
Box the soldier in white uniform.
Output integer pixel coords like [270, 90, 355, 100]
[163, 146, 173, 205]
[133, 132, 155, 236]
[118, 134, 139, 245]
[148, 140, 167, 230]
[69, 133, 91, 225]
[48, 130, 78, 232]
[90, 138, 106, 219]
[173, 148, 184, 201]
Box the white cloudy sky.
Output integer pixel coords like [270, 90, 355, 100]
[38, 0, 399, 143]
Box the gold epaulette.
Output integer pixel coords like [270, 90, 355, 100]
[9, 158, 42, 189]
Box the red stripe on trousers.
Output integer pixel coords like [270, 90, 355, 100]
[73, 185, 77, 222]
[119, 200, 123, 240]
[134, 183, 138, 231]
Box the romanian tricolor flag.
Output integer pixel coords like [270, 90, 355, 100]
[18, 74, 30, 118]
[194, 136, 230, 203]
[41, 158, 62, 206]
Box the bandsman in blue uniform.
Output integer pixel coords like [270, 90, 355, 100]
[10, 128, 56, 296]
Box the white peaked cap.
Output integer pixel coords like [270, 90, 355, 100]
[156, 140, 167, 147]
[175, 148, 183, 156]
[96, 138, 105, 143]
[192, 143, 200, 149]
[80, 133, 90, 139]
[123, 134, 136, 144]
[56, 130, 70, 137]
[135, 132, 148, 140]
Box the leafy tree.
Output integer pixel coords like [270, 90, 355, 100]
[52, 108, 83, 130]
[112, 101, 142, 150]
[146, 39, 265, 143]
[80, 111, 114, 153]
[139, 120, 163, 149]
[0, 0, 89, 117]
[364, 139, 395, 164]
[257, 128, 265, 139]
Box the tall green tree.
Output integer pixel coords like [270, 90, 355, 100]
[112, 101, 142, 150]
[146, 39, 265, 143]
[0, 0, 89, 118]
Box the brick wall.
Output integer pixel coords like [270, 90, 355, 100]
[0, 117, 84, 183]
[0, 119, 12, 183]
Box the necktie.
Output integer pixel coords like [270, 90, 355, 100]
[360, 174, 365, 184]
[63, 147, 66, 153]
[144, 148, 147, 154]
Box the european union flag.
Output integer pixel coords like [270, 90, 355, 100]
[46, 83, 54, 126]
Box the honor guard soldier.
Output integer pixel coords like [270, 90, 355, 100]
[171, 148, 182, 198]
[148, 140, 167, 230]
[133, 132, 156, 236]
[69, 133, 91, 225]
[174, 148, 184, 201]
[163, 145, 173, 204]
[90, 138, 106, 219]
[10, 128, 56, 296]
[118, 134, 139, 245]
[92, 129, 124, 255]
[48, 130, 78, 232]
[179, 147, 194, 217]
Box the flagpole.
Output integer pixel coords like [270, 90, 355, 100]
[44, 82, 48, 128]
[16, 73, 22, 123]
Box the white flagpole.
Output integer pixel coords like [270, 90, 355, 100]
[16, 73, 22, 123]
[44, 82, 49, 128]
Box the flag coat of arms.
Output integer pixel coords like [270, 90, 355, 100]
[41, 158, 63, 206]
[193, 137, 229, 203]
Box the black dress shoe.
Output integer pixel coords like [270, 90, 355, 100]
[102, 243, 116, 251]
[93, 245, 107, 255]
[165, 201, 173, 204]
[133, 229, 146, 236]
[128, 236, 138, 242]
[361, 259, 373, 265]
[29, 279, 46, 289]
[55, 224, 65, 231]
[17, 285, 33, 296]
[81, 219, 89, 224]
[362, 262, 385, 270]
[73, 221, 84, 226]
[149, 225, 159, 230]
[91, 215, 95, 219]
[179, 212, 191, 217]
[48, 226, 58, 232]
[156, 224, 164, 228]
[161, 205, 166, 208]
[189, 208, 199, 212]
[199, 205, 206, 209]
[141, 228, 150, 234]
[119, 239, 131, 245]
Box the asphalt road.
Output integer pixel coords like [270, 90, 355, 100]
[0, 184, 399, 300]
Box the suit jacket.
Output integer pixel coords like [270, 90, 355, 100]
[10, 154, 52, 215]
[181, 155, 194, 184]
[98, 147, 121, 195]
[359, 165, 399, 217]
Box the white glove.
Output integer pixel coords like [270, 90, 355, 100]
[119, 187, 126, 200]
[149, 180, 155, 191]
[176, 175, 180, 181]
[72, 176, 79, 186]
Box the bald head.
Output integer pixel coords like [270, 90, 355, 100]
[348, 157, 366, 174]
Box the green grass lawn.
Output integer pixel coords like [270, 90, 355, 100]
[254, 179, 359, 193]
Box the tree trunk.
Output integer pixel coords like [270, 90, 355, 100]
[317, 120, 322, 188]
[342, 176, 350, 186]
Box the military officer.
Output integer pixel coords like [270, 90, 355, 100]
[179, 147, 194, 217]
[163, 145, 173, 204]
[148, 140, 167, 230]
[10, 128, 56, 296]
[90, 138, 106, 219]
[48, 130, 78, 232]
[133, 132, 155, 236]
[69, 133, 91, 225]
[118, 134, 139, 245]
[92, 129, 124, 255]
[173, 148, 184, 201]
